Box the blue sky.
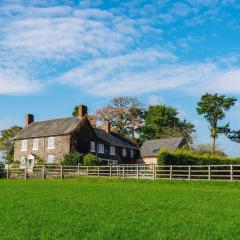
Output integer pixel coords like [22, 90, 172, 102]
[0, 0, 240, 156]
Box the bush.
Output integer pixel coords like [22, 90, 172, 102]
[157, 149, 240, 165]
[62, 152, 84, 166]
[83, 153, 101, 166]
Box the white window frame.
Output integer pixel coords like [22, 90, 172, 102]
[131, 149, 134, 158]
[122, 148, 127, 157]
[97, 144, 104, 154]
[110, 146, 116, 156]
[20, 157, 26, 166]
[48, 137, 55, 149]
[47, 155, 55, 164]
[21, 140, 28, 151]
[32, 138, 39, 150]
[90, 142, 95, 152]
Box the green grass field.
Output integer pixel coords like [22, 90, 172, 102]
[1, 178, 240, 240]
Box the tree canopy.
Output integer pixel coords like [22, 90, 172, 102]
[140, 104, 195, 143]
[0, 125, 22, 163]
[96, 96, 144, 140]
[197, 93, 237, 155]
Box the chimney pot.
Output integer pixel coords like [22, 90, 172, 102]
[78, 105, 88, 118]
[102, 122, 111, 133]
[26, 114, 34, 127]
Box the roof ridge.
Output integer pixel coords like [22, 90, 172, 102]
[31, 116, 80, 124]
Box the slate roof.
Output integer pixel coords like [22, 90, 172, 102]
[14, 117, 82, 140]
[93, 128, 138, 149]
[140, 137, 185, 157]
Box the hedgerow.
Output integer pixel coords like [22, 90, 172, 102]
[157, 149, 240, 165]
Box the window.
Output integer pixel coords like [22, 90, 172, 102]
[47, 155, 55, 164]
[32, 138, 39, 150]
[122, 148, 127, 157]
[151, 148, 160, 154]
[90, 142, 95, 152]
[48, 137, 55, 149]
[110, 146, 115, 156]
[21, 140, 28, 151]
[20, 157, 26, 166]
[97, 144, 104, 154]
[131, 149, 134, 158]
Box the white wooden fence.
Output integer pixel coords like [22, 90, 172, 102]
[3, 164, 240, 181]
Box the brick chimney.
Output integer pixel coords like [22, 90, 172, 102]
[102, 122, 111, 133]
[78, 105, 88, 118]
[26, 114, 34, 127]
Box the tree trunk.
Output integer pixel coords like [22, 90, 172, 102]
[212, 136, 216, 156]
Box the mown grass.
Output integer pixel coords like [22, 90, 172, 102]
[1, 178, 240, 240]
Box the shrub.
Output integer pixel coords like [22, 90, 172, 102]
[157, 149, 240, 165]
[62, 152, 84, 166]
[83, 153, 101, 166]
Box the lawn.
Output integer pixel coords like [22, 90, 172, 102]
[1, 178, 240, 240]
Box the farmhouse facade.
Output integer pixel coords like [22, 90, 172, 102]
[14, 105, 139, 166]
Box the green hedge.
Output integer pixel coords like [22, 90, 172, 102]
[157, 149, 240, 165]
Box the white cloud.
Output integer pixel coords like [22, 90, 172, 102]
[0, 68, 42, 94]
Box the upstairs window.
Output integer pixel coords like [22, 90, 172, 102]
[48, 137, 55, 149]
[90, 142, 96, 152]
[32, 138, 39, 150]
[47, 155, 55, 164]
[122, 148, 127, 157]
[97, 144, 104, 154]
[21, 140, 28, 151]
[131, 149, 134, 158]
[110, 146, 116, 156]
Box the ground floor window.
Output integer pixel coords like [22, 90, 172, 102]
[47, 155, 55, 164]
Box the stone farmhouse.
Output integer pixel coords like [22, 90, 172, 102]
[14, 105, 139, 166]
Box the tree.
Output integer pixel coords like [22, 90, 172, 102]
[197, 93, 237, 155]
[228, 130, 240, 144]
[61, 152, 84, 165]
[140, 104, 195, 143]
[83, 153, 101, 166]
[0, 125, 22, 163]
[96, 97, 144, 140]
[191, 144, 227, 157]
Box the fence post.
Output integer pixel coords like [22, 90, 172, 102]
[188, 166, 191, 181]
[110, 165, 112, 179]
[7, 164, 9, 179]
[153, 165, 156, 180]
[42, 165, 45, 179]
[137, 165, 139, 179]
[87, 166, 89, 176]
[208, 165, 211, 181]
[60, 165, 63, 179]
[170, 165, 173, 180]
[98, 166, 100, 177]
[123, 165, 125, 179]
[78, 163, 80, 176]
[24, 165, 27, 180]
[230, 164, 233, 181]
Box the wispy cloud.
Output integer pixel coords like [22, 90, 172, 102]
[0, 0, 239, 96]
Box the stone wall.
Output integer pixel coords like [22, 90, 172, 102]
[14, 135, 71, 164]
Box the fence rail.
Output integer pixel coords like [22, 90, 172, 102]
[2, 164, 240, 181]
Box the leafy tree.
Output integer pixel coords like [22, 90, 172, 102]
[96, 97, 144, 140]
[72, 105, 97, 127]
[197, 93, 237, 155]
[0, 125, 22, 163]
[191, 144, 227, 157]
[83, 153, 101, 166]
[228, 130, 240, 144]
[72, 106, 79, 116]
[62, 152, 84, 165]
[140, 104, 195, 143]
